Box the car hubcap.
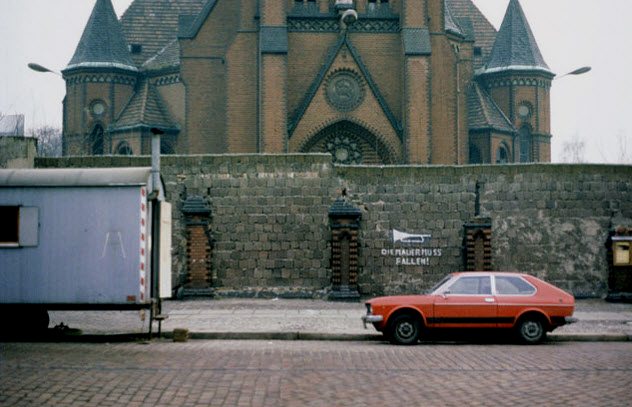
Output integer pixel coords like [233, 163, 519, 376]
[522, 321, 541, 339]
[397, 321, 414, 339]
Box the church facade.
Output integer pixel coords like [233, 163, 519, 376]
[62, 0, 554, 165]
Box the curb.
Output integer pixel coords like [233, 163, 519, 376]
[176, 331, 383, 342]
[3, 332, 630, 344]
[548, 333, 631, 342]
[163, 331, 631, 343]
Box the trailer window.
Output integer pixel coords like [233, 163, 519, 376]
[0, 206, 39, 247]
[0, 206, 19, 244]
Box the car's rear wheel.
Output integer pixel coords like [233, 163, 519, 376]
[388, 314, 421, 345]
[516, 316, 546, 344]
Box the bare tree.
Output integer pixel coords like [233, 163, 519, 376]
[28, 126, 62, 157]
[616, 131, 632, 163]
[560, 135, 585, 163]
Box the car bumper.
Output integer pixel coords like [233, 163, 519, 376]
[362, 314, 384, 329]
[551, 316, 578, 327]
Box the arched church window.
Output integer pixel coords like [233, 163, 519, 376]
[469, 144, 482, 164]
[89, 124, 104, 155]
[368, 0, 389, 12]
[496, 143, 509, 164]
[115, 141, 133, 155]
[161, 139, 175, 155]
[519, 126, 532, 163]
[301, 121, 395, 165]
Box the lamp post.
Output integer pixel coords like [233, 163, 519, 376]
[553, 66, 591, 163]
[27, 62, 63, 78]
[556, 66, 591, 80]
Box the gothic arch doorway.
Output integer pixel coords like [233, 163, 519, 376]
[301, 121, 395, 165]
[89, 124, 105, 155]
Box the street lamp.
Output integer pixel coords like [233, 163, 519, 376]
[556, 66, 591, 79]
[27, 62, 62, 77]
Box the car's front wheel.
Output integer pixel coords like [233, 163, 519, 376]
[388, 314, 421, 345]
[516, 316, 546, 344]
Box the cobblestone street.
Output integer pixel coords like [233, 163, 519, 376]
[1, 340, 631, 406]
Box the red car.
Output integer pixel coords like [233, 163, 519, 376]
[362, 272, 576, 345]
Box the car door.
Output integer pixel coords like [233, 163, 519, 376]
[493, 275, 538, 328]
[431, 275, 497, 328]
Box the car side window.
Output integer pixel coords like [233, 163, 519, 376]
[448, 276, 492, 295]
[495, 276, 536, 295]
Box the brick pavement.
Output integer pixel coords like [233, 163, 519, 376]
[1, 341, 632, 406]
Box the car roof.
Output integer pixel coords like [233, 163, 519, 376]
[451, 271, 529, 277]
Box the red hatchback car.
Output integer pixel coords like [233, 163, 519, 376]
[362, 272, 576, 345]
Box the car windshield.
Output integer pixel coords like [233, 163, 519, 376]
[427, 275, 453, 294]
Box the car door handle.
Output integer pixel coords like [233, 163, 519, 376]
[484, 298, 495, 303]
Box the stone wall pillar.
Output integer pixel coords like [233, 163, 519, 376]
[607, 224, 632, 302]
[182, 196, 213, 297]
[464, 219, 492, 271]
[328, 195, 362, 301]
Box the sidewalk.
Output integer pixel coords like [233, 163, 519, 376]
[46, 298, 632, 342]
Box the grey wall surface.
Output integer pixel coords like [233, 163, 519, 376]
[0, 137, 36, 169]
[0, 186, 144, 304]
[36, 155, 632, 298]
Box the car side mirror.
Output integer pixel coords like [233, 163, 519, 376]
[441, 290, 450, 298]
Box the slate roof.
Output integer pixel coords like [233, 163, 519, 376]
[446, 0, 497, 69]
[467, 82, 515, 133]
[110, 80, 178, 132]
[142, 40, 181, 72]
[444, 0, 464, 38]
[483, 0, 551, 75]
[66, 0, 136, 72]
[119, 0, 207, 66]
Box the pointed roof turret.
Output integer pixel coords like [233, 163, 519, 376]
[483, 0, 552, 75]
[65, 0, 137, 72]
[110, 79, 178, 133]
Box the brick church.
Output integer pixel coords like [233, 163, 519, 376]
[62, 0, 554, 165]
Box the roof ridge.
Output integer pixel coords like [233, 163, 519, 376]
[468, 82, 515, 133]
[110, 78, 178, 132]
[179, 0, 218, 39]
[444, 0, 464, 37]
[289, 35, 401, 138]
[139, 81, 149, 123]
[147, 83, 177, 127]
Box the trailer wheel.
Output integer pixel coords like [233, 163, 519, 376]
[8, 308, 50, 333]
[32, 309, 50, 332]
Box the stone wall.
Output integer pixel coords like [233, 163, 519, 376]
[0, 137, 37, 168]
[338, 165, 632, 297]
[36, 155, 632, 298]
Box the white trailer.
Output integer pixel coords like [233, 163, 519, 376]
[0, 167, 171, 332]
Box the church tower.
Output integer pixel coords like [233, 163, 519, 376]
[62, 0, 138, 155]
[477, 0, 554, 163]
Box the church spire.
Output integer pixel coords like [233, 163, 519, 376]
[65, 0, 136, 72]
[483, 0, 551, 75]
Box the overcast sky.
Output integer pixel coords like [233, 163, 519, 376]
[1, 0, 631, 163]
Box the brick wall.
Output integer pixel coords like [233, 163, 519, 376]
[36, 155, 632, 298]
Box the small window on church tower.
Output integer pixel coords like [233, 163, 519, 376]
[474, 47, 482, 57]
[130, 44, 142, 54]
[496, 144, 509, 164]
